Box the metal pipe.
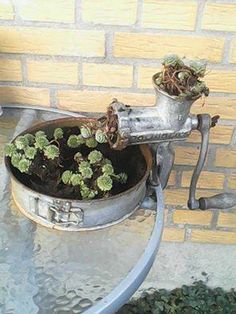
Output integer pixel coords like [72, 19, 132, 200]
[85, 184, 164, 314]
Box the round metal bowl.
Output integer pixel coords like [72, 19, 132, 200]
[5, 117, 152, 231]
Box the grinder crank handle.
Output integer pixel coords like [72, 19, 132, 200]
[188, 114, 211, 209]
[188, 114, 236, 210]
[187, 113, 236, 210]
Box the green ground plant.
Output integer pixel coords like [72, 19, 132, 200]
[118, 281, 236, 314]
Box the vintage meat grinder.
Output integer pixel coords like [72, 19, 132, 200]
[105, 73, 236, 210]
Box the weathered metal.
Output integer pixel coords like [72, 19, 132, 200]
[107, 76, 199, 151]
[106, 72, 236, 210]
[5, 117, 152, 231]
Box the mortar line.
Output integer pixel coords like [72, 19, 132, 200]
[135, 0, 143, 29]
[75, 0, 82, 25]
[20, 55, 28, 86]
[195, 0, 206, 33]
[50, 89, 57, 108]
[1, 18, 236, 37]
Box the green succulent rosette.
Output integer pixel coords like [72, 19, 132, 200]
[25, 146, 37, 160]
[88, 150, 103, 164]
[5, 143, 17, 157]
[61, 170, 73, 184]
[35, 135, 49, 150]
[18, 159, 32, 173]
[54, 128, 64, 140]
[44, 145, 59, 160]
[97, 174, 113, 191]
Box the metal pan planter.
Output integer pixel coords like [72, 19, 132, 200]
[5, 117, 152, 231]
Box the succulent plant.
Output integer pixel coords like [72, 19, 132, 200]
[189, 61, 207, 77]
[74, 152, 83, 163]
[15, 135, 29, 150]
[25, 146, 37, 160]
[95, 129, 107, 143]
[44, 145, 60, 160]
[162, 54, 184, 68]
[5, 143, 17, 157]
[80, 125, 93, 139]
[116, 172, 128, 184]
[155, 55, 209, 101]
[61, 170, 73, 184]
[177, 71, 190, 82]
[67, 135, 79, 148]
[70, 173, 83, 186]
[77, 134, 85, 145]
[103, 158, 112, 165]
[80, 167, 93, 179]
[97, 174, 113, 191]
[35, 131, 46, 138]
[8, 123, 128, 201]
[35, 135, 49, 150]
[24, 133, 35, 145]
[18, 158, 32, 173]
[85, 137, 98, 148]
[80, 185, 98, 199]
[88, 150, 103, 164]
[11, 153, 22, 168]
[79, 161, 90, 170]
[78, 161, 93, 179]
[102, 164, 114, 175]
[54, 128, 64, 140]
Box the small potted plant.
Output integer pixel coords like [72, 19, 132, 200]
[151, 54, 210, 129]
[153, 54, 209, 101]
[5, 118, 152, 231]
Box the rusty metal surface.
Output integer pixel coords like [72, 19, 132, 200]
[0, 108, 158, 313]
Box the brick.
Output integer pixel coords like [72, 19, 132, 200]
[175, 146, 199, 166]
[215, 149, 236, 168]
[173, 209, 212, 226]
[230, 39, 236, 63]
[143, 0, 197, 30]
[82, 0, 137, 25]
[202, 3, 236, 32]
[229, 174, 236, 189]
[162, 228, 185, 242]
[0, 59, 22, 81]
[191, 230, 236, 245]
[57, 90, 155, 112]
[164, 188, 215, 207]
[27, 60, 78, 85]
[0, 1, 13, 19]
[114, 33, 224, 62]
[0, 86, 50, 106]
[16, 0, 74, 23]
[218, 213, 236, 228]
[181, 171, 225, 190]
[188, 126, 233, 145]
[138, 66, 160, 89]
[83, 63, 133, 88]
[204, 70, 236, 93]
[192, 97, 236, 120]
[0, 27, 105, 57]
[167, 171, 176, 186]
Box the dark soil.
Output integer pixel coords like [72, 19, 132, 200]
[10, 126, 147, 199]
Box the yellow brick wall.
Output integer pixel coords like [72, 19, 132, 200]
[0, 0, 235, 245]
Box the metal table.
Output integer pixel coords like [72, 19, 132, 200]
[0, 107, 164, 314]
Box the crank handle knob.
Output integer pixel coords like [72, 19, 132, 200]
[199, 193, 236, 210]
